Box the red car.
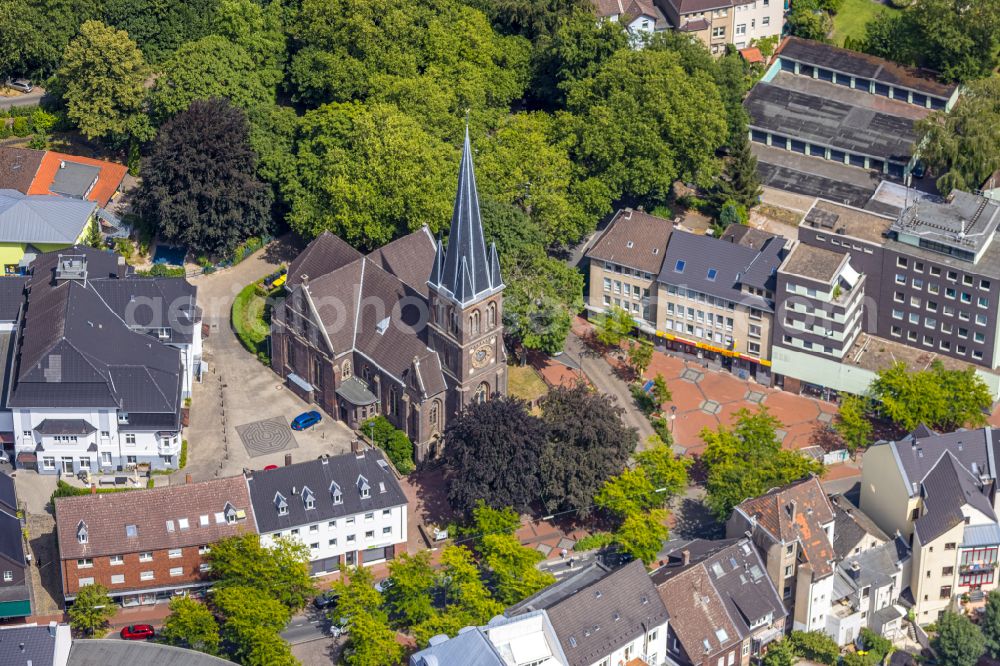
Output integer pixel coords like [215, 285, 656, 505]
[120, 624, 155, 640]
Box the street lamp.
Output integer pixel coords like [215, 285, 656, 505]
[670, 405, 677, 434]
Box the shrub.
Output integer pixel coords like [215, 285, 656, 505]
[232, 283, 270, 363]
[630, 383, 657, 415]
[27, 135, 47, 150]
[0, 121, 10, 139]
[790, 630, 840, 665]
[361, 416, 415, 474]
[179, 439, 188, 469]
[574, 532, 615, 551]
[859, 627, 892, 660]
[11, 117, 30, 137]
[137, 264, 185, 277]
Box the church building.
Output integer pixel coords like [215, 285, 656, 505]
[270, 130, 506, 461]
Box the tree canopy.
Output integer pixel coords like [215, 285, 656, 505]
[701, 408, 822, 520]
[207, 533, 314, 611]
[934, 611, 986, 666]
[983, 591, 1000, 659]
[68, 584, 116, 636]
[136, 98, 273, 257]
[869, 360, 991, 432]
[161, 596, 221, 655]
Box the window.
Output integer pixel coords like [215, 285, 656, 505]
[140, 571, 154, 581]
[139, 552, 153, 562]
[309, 524, 319, 533]
[712, 26, 725, 37]
[347, 535, 356, 543]
[940, 585, 952, 599]
[42, 457, 55, 470]
[897, 257, 908, 268]
[364, 512, 374, 521]
[383, 526, 392, 534]
[736, 22, 746, 34]
[168, 548, 182, 558]
[943, 566, 954, 576]
[310, 542, 319, 550]
[365, 530, 375, 539]
[329, 538, 337, 547]
[784, 565, 793, 577]
[77, 558, 93, 568]
[382, 509, 391, 516]
[762, 15, 770, 24]
[199, 545, 210, 555]
[111, 574, 125, 584]
[895, 274, 905, 284]
[78, 577, 94, 587]
[125, 433, 136, 445]
[199, 563, 211, 573]
[945, 542, 957, 550]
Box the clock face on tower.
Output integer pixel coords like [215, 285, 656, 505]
[471, 343, 494, 369]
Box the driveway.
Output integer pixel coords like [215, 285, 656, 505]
[177, 239, 356, 484]
[0, 88, 46, 110]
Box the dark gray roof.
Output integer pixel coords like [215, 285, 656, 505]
[0, 625, 56, 666]
[510, 560, 669, 666]
[507, 561, 614, 614]
[69, 639, 233, 666]
[915, 450, 996, 543]
[835, 539, 906, 595]
[335, 376, 378, 406]
[0, 472, 15, 515]
[657, 230, 783, 310]
[0, 276, 27, 322]
[0, 508, 25, 573]
[701, 540, 785, 635]
[585, 208, 674, 275]
[745, 80, 918, 163]
[777, 37, 957, 99]
[50, 162, 100, 199]
[367, 227, 437, 297]
[720, 224, 779, 250]
[889, 190, 1000, 259]
[30, 246, 131, 284]
[286, 231, 362, 288]
[887, 428, 1000, 499]
[428, 129, 503, 307]
[246, 449, 408, 534]
[831, 494, 890, 560]
[755, 158, 876, 209]
[34, 419, 96, 435]
[89, 277, 198, 345]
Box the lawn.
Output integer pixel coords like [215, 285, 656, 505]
[507, 365, 548, 404]
[232, 283, 273, 363]
[831, 0, 900, 46]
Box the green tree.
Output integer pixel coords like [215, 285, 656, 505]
[479, 531, 556, 604]
[287, 101, 453, 250]
[859, 628, 893, 660]
[595, 467, 661, 517]
[650, 373, 672, 407]
[236, 624, 300, 666]
[763, 639, 796, 666]
[934, 611, 986, 666]
[0, 0, 102, 80]
[471, 0, 589, 41]
[68, 583, 116, 636]
[614, 508, 669, 564]
[56, 20, 152, 144]
[85, 221, 103, 249]
[983, 591, 1000, 659]
[539, 385, 638, 514]
[384, 551, 437, 627]
[151, 35, 274, 120]
[626, 341, 654, 379]
[443, 398, 547, 514]
[212, 0, 287, 88]
[101, 0, 217, 64]
[701, 409, 822, 520]
[916, 77, 1000, 195]
[636, 437, 689, 499]
[208, 533, 315, 611]
[334, 566, 404, 666]
[790, 630, 839, 665]
[161, 596, 220, 655]
[834, 394, 873, 453]
[137, 98, 273, 258]
[361, 416, 415, 474]
[870, 360, 991, 432]
[785, 0, 832, 41]
[566, 47, 728, 202]
[214, 585, 291, 634]
[711, 132, 762, 212]
[594, 306, 634, 347]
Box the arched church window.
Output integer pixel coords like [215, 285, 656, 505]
[474, 382, 490, 404]
[471, 310, 481, 336]
[487, 303, 497, 329]
[343, 360, 352, 379]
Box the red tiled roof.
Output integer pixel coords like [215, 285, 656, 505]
[740, 47, 764, 64]
[29, 151, 128, 207]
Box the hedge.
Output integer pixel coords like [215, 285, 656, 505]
[360, 416, 415, 474]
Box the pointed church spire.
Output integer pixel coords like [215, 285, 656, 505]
[428, 125, 501, 305]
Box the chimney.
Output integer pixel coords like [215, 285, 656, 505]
[117, 255, 126, 277]
[284, 453, 292, 467]
[185, 473, 192, 485]
[300, 274, 309, 285]
[352, 438, 364, 456]
[787, 500, 797, 521]
[849, 561, 861, 579]
[321, 454, 329, 465]
[90, 483, 96, 495]
[681, 549, 691, 566]
[48, 621, 56, 637]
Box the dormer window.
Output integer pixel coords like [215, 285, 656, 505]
[357, 475, 370, 499]
[275, 492, 288, 516]
[117, 411, 129, 425]
[224, 502, 238, 524]
[330, 481, 342, 505]
[77, 521, 88, 544]
[302, 486, 315, 510]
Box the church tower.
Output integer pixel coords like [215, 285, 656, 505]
[427, 128, 506, 416]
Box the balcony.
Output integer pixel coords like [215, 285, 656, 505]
[960, 562, 997, 575]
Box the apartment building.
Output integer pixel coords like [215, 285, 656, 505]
[830, 493, 891, 560]
[655, 229, 787, 383]
[772, 193, 1000, 398]
[584, 208, 675, 328]
[508, 560, 670, 666]
[593, 0, 670, 40]
[245, 447, 408, 575]
[727, 476, 836, 635]
[730, 0, 783, 49]
[410, 611, 569, 666]
[53, 476, 255, 606]
[860, 427, 1000, 623]
[826, 539, 909, 645]
[656, 0, 733, 52]
[653, 538, 786, 666]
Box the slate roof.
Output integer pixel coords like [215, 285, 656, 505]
[298, 255, 447, 398]
[410, 626, 505, 666]
[69, 640, 233, 666]
[428, 129, 503, 307]
[657, 230, 784, 311]
[830, 493, 890, 559]
[585, 208, 674, 275]
[914, 451, 996, 543]
[34, 419, 96, 435]
[246, 449, 407, 534]
[720, 224, 778, 250]
[0, 506, 25, 574]
[285, 231, 362, 288]
[54, 476, 255, 560]
[833, 539, 907, 603]
[29, 151, 128, 208]
[0, 190, 96, 244]
[509, 560, 668, 666]
[367, 226, 437, 296]
[736, 476, 836, 578]
[89, 276, 198, 345]
[0, 276, 27, 322]
[0, 625, 62, 666]
[775, 37, 958, 99]
[0, 147, 44, 195]
[886, 427, 1000, 500]
[0, 472, 15, 515]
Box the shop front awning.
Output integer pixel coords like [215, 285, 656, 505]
[287, 373, 313, 393]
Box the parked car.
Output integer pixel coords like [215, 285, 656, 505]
[7, 79, 33, 93]
[911, 161, 927, 179]
[374, 578, 394, 593]
[120, 624, 155, 640]
[329, 617, 349, 638]
[291, 411, 322, 431]
[263, 464, 278, 471]
[313, 590, 339, 610]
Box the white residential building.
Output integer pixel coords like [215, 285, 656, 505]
[411, 611, 569, 666]
[730, 0, 783, 49]
[245, 447, 408, 575]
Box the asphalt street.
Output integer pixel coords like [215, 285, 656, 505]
[0, 89, 45, 109]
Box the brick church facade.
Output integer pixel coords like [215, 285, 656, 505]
[271, 130, 507, 461]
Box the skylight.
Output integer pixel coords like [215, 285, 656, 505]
[675, 260, 686, 273]
[716, 628, 729, 642]
[707, 268, 718, 281]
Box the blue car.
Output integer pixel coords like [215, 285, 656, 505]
[291, 411, 322, 431]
